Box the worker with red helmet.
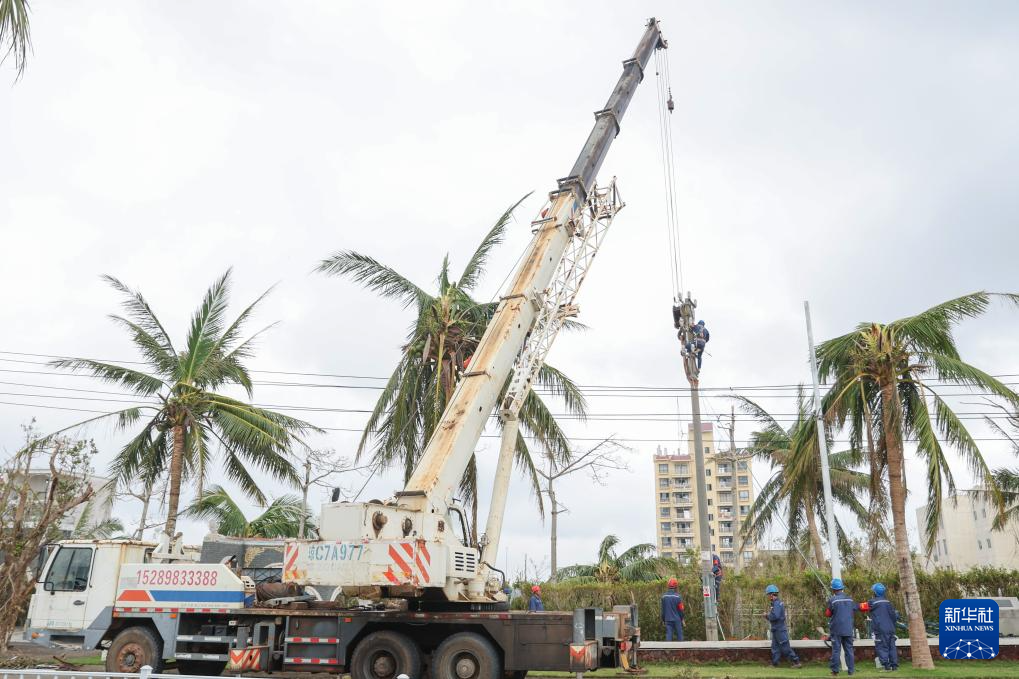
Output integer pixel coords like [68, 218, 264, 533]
[660, 577, 685, 641]
[528, 585, 544, 612]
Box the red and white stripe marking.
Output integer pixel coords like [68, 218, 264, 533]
[114, 607, 230, 613]
[383, 541, 431, 585]
[285, 658, 339, 665]
[287, 637, 339, 644]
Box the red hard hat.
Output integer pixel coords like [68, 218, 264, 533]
[668, 578, 678, 588]
[531, 585, 541, 593]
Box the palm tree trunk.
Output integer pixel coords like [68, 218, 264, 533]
[548, 481, 558, 581]
[299, 458, 310, 539]
[164, 424, 186, 539]
[803, 501, 826, 568]
[881, 378, 935, 669]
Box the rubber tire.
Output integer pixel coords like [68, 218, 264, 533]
[106, 626, 165, 674]
[350, 630, 423, 679]
[176, 659, 227, 676]
[432, 632, 501, 679]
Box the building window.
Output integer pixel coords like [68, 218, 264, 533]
[707, 483, 713, 491]
[658, 463, 669, 474]
[660, 522, 671, 533]
[708, 513, 714, 521]
[662, 537, 672, 547]
[704, 446, 710, 455]
[740, 505, 749, 515]
[660, 492, 670, 503]
[738, 475, 749, 486]
[659, 478, 669, 489]
[738, 461, 748, 471]
[706, 469, 712, 477]
[707, 498, 713, 506]
[743, 550, 753, 561]
[978, 540, 983, 550]
[674, 463, 688, 475]
[660, 507, 670, 517]
[987, 538, 992, 548]
[739, 490, 750, 501]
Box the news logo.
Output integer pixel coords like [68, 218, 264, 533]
[939, 599, 999, 660]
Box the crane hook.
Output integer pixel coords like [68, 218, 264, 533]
[667, 88, 675, 113]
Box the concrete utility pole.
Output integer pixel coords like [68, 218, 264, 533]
[804, 301, 841, 580]
[675, 293, 718, 641]
[716, 406, 748, 638]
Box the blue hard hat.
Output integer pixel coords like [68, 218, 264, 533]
[765, 584, 779, 595]
[830, 578, 844, 590]
[696, 320, 705, 325]
[872, 583, 886, 596]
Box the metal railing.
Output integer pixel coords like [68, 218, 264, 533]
[2, 667, 218, 679]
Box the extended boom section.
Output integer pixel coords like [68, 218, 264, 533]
[287, 18, 665, 605]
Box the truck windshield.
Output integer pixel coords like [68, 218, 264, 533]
[44, 547, 93, 592]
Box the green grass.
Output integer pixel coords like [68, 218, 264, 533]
[63, 654, 103, 666]
[533, 660, 1019, 679]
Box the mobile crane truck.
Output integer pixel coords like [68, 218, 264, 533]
[24, 18, 667, 679]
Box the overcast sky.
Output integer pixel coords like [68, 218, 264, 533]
[2, 1, 1019, 579]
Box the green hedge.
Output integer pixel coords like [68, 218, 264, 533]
[514, 567, 1019, 641]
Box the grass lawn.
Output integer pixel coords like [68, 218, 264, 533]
[534, 660, 1019, 679]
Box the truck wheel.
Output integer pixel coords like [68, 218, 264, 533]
[106, 626, 164, 674]
[350, 630, 422, 679]
[432, 633, 500, 679]
[176, 659, 227, 676]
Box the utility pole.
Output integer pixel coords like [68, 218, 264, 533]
[675, 293, 718, 641]
[716, 405, 747, 638]
[804, 301, 841, 580]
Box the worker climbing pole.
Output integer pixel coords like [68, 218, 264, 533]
[655, 36, 719, 642]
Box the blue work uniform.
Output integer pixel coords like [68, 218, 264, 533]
[867, 597, 899, 670]
[826, 594, 859, 675]
[528, 594, 544, 612]
[711, 557, 723, 598]
[661, 589, 685, 641]
[766, 597, 800, 666]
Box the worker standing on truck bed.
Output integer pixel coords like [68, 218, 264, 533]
[661, 578, 685, 641]
[528, 585, 544, 612]
[763, 584, 802, 669]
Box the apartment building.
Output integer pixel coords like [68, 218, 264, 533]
[916, 490, 1019, 570]
[653, 423, 756, 568]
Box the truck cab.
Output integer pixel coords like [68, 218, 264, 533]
[25, 540, 155, 647]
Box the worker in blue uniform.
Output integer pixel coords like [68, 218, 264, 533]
[528, 585, 544, 612]
[763, 584, 802, 668]
[825, 578, 859, 676]
[661, 577, 685, 640]
[711, 553, 723, 599]
[861, 583, 899, 671]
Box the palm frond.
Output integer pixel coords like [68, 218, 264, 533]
[458, 193, 530, 292]
[317, 251, 433, 310]
[0, 0, 31, 79]
[49, 358, 165, 396]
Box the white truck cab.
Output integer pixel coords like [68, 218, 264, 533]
[25, 540, 155, 647]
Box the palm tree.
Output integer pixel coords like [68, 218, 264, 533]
[556, 535, 674, 582]
[816, 292, 1019, 669]
[0, 0, 31, 80]
[735, 392, 874, 568]
[184, 485, 311, 538]
[70, 500, 126, 540]
[51, 270, 318, 540]
[317, 197, 586, 541]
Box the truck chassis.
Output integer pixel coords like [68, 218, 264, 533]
[90, 604, 640, 679]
